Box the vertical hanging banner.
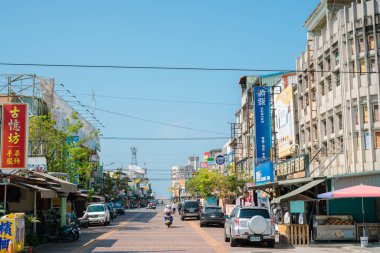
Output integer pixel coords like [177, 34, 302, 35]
[254, 86, 272, 165]
[1, 103, 28, 169]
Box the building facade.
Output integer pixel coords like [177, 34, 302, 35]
[296, 0, 380, 179]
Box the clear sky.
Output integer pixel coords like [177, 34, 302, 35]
[0, 0, 319, 198]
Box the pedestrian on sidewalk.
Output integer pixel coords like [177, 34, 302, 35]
[172, 203, 176, 214]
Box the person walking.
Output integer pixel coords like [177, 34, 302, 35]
[171, 202, 176, 214]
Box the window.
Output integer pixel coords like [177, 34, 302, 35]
[338, 113, 343, 130]
[351, 61, 356, 77]
[355, 107, 359, 125]
[327, 77, 332, 91]
[350, 39, 355, 55]
[363, 104, 369, 123]
[322, 120, 327, 136]
[373, 104, 379, 122]
[360, 59, 366, 75]
[376, 132, 380, 149]
[335, 50, 340, 65]
[359, 37, 365, 52]
[355, 132, 360, 147]
[335, 71, 340, 87]
[329, 116, 334, 133]
[368, 34, 375, 50]
[370, 57, 377, 72]
[239, 209, 270, 219]
[365, 131, 371, 150]
[321, 82, 325, 96]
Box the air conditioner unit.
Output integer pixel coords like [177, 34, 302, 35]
[375, 15, 380, 24]
[365, 16, 372, 26]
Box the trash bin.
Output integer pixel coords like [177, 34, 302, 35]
[360, 236, 368, 247]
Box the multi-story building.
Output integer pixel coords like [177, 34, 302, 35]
[296, 0, 380, 181]
[170, 157, 198, 201]
[231, 73, 296, 180]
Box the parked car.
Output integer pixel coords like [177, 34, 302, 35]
[224, 206, 275, 248]
[85, 203, 111, 226]
[106, 202, 117, 218]
[180, 200, 200, 221]
[113, 202, 125, 215]
[200, 206, 225, 227]
[146, 202, 156, 209]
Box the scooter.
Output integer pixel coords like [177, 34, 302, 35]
[71, 223, 81, 241]
[41, 224, 77, 243]
[164, 215, 173, 228]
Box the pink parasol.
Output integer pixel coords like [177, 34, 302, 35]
[317, 184, 380, 239]
[317, 184, 380, 199]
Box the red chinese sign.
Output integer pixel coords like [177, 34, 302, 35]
[1, 103, 28, 169]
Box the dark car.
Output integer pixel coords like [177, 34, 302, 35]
[180, 200, 200, 220]
[113, 202, 125, 215]
[200, 206, 225, 227]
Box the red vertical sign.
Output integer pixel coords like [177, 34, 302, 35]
[1, 103, 28, 169]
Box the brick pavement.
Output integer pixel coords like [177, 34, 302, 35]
[34, 207, 378, 253]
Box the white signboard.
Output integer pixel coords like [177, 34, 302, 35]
[27, 157, 47, 172]
[275, 85, 295, 158]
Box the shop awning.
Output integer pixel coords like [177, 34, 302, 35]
[17, 182, 57, 199]
[31, 171, 78, 193]
[271, 178, 325, 204]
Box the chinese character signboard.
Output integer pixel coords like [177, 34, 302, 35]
[254, 87, 272, 165]
[275, 85, 295, 158]
[1, 103, 28, 169]
[275, 154, 309, 181]
[0, 213, 25, 253]
[254, 162, 274, 186]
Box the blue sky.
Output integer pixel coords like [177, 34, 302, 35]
[0, 0, 319, 198]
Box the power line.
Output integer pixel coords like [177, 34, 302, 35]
[80, 104, 228, 135]
[70, 93, 239, 106]
[0, 62, 376, 74]
[100, 137, 230, 140]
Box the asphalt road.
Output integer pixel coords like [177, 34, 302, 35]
[34, 205, 375, 253]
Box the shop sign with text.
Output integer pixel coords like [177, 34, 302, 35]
[254, 86, 272, 165]
[275, 154, 309, 181]
[254, 162, 274, 185]
[1, 103, 28, 169]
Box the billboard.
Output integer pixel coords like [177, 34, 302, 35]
[254, 86, 272, 165]
[275, 85, 295, 158]
[254, 162, 274, 186]
[27, 157, 47, 172]
[1, 103, 28, 169]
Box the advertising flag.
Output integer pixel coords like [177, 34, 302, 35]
[1, 103, 28, 169]
[254, 87, 272, 165]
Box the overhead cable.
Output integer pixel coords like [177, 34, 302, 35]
[80, 104, 228, 135]
[0, 62, 376, 74]
[100, 137, 230, 140]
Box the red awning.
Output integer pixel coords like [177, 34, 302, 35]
[318, 184, 380, 199]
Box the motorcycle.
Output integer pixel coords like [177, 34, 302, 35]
[41, 224, 77, 243]
[71, 223, 81, 241]
[164, 215, 173, 228]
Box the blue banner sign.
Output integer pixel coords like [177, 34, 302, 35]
[254, 86, 272, 165]
[254, 162, 274, 185]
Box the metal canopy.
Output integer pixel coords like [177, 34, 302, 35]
[17, 182, 57, 199]
[31, 171, 78, 193]
[271, 178, 325, 204]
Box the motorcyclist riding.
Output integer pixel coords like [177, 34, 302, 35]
[163, 205, 173, 226]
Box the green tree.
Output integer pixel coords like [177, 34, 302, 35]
[186, 169, 247, 199]
[28, 113, 98, 188]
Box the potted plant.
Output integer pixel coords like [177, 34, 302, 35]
[24, 215, 40, 252]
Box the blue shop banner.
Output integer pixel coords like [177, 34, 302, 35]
[254, 162, 274, 185]
[254, 86, 272, 165]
